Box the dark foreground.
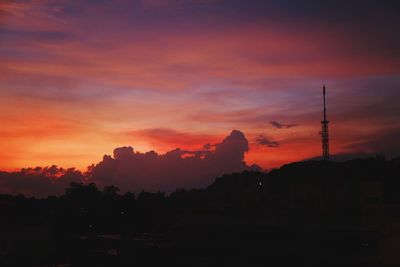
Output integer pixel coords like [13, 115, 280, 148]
[1, 157, 400, 266]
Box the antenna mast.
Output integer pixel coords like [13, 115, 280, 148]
[321, 85, 330, 160]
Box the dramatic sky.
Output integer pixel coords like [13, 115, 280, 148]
[1, 0, 400, 176]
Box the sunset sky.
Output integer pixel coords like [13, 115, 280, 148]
[1, 0, 400, 172]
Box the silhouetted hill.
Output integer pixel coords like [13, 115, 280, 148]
[1, 157, 400, 266]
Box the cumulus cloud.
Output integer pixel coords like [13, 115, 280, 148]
[0, 130, 253, 196]
[0, 166, 84, 197]
[270, 121, 299, 129]
[89, 130, 251, 193]
[256, 135, 279, 148]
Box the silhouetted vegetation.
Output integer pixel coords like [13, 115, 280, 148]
[1, 156, 400, 266]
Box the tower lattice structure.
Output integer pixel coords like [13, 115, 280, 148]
[321, 85, 330, 161]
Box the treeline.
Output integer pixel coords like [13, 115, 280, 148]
[1, 156, 400, 234]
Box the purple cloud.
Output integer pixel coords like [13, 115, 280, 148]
[270, 121, 299, 129]
[256, 135, 279, 148]
[0, 166, 84, 197]
[89, 130, 252, 193]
